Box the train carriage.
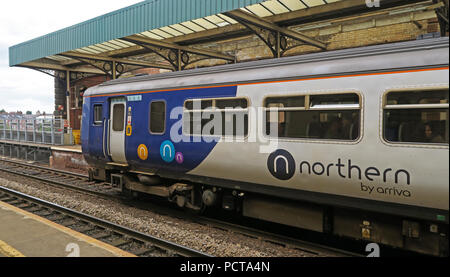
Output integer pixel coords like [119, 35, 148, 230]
[82, 37, 449, 256]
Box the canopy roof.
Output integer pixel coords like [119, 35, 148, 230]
[8, 0, 446, 77]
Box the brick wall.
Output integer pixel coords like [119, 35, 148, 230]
[180, 10, 440, 69]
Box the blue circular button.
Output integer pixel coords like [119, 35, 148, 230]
[160, 140, 175, 163]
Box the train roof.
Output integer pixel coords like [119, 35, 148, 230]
[85, 37, 449, 97]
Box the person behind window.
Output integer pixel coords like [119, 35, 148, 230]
[424, 123, 445, 143]
[325, 118, 342, 140]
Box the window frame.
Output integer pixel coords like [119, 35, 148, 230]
[112, 103, 125, 132]
[262, 91, 363, 143]
[149, 100, 167, 135]
[382, 87, 449, 147]
[93, 104, 103, 126]
[182, 97, 250, 139]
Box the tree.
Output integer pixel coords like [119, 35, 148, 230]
[26, 111, 32, 115]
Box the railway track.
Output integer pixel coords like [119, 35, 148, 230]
[0, 157, 361, 257]
[0, 158, 119, 199]
[0, 185, 211, 257]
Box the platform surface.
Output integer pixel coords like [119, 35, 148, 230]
[0, 201, 134, 257]
[0, 140, 82, 154]
[51, 144, 82, 153]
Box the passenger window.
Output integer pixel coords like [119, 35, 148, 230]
[112, 104, 125, 132]
[183, 98, 249, 138]
[93, 105, 103, 125]
[150, 101, 166, 134]
[384, 89, 449, 145]
[265, 94, 360, 141]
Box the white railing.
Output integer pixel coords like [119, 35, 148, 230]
[0, 116, 73, 145]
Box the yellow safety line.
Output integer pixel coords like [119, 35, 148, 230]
[0, 240, 26, 257]
[0, 201, 136, 257]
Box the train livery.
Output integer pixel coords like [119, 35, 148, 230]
[82, 37, 449, 256]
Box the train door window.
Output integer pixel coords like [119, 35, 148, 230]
[93, 105, 103, 125]
[149, 101, 166, 134]
[112, 104, 125, 131]
[383, 88, 449, 145]
[183, 98, 249, 138]
[264, 93, 361, 141]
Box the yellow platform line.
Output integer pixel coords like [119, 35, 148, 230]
[0, 240, 26, 257]
[0, 201, 136, 257]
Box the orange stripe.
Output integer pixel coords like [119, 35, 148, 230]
[86, 66, 449, 99]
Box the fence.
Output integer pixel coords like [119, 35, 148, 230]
[0, 116, 73, 146]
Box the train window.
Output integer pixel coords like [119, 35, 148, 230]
[185, 99, 213, 110]
[183, 98, 249, 138]
[112, 104, 125, 132]
[265, 96, 305, 108]
[384, 89, 449, 145]
[149, 101, 166, 134]
[216, 98, 248, 109]
[265, 94, 360, 141]
[93, 105, 102, 125]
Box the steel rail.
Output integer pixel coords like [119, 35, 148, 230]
[0, 185, 211, 258]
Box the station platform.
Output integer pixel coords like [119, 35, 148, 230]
[0, 200, 134, 257]
[0, 140, 87, 173]
[0, 140, 82, 153]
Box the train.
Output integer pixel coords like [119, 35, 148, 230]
[82, 37, 449, 256]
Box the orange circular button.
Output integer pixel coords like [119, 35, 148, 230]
[137, 144, 149, 161]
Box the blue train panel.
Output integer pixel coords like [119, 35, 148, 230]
[82, 85, 238, 173]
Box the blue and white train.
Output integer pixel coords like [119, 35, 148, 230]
[82, 37, 449, 256]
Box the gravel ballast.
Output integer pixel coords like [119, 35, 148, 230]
[0, 174, 315, 257]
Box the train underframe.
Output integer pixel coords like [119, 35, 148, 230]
[89, 166, 449, 257]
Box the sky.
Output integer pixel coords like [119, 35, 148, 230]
[0, 0, 143, 114]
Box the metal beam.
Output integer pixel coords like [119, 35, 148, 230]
[224, 10, 327, 50]
[122, 35, 235, 61]
[19, 61, 106, 75]
[270, 0, 428, 25]
[59, 51, 173, 70]
[49, 0, 432, 68]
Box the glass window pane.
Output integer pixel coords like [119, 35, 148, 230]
[112, 104, 124, 131]
[183, 98, 249, 138]
[384, 108, 448, 144]
[386, 89, 449, 105]
[185, 100, 193, 110]
[265, 96, 305, 108]
[216, 98, 248, 109]
[94, 105, 102, 124]
[150, 101, 166, 134]
[310, 93, 359, 107]
[266, 110, 360, 141]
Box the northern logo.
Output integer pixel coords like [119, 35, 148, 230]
[267, 150, 296, 180]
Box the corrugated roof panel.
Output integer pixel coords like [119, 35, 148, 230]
[151, 29, 174, 39]
[282, 0, 307, 10]
[9, 0, 266, 66]
[180, 21, 207, 32]
[192, 18, 217, 30]
[303, 0, 327, 8]
[160, 26, 185, 36]
[262, 1, 290, 14]
[170, 24, 195, 35]
[245, 4, 273, 17]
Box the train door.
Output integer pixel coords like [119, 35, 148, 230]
[109, 97, 127, 164]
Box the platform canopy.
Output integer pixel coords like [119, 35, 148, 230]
[8, 0, 449, 79]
